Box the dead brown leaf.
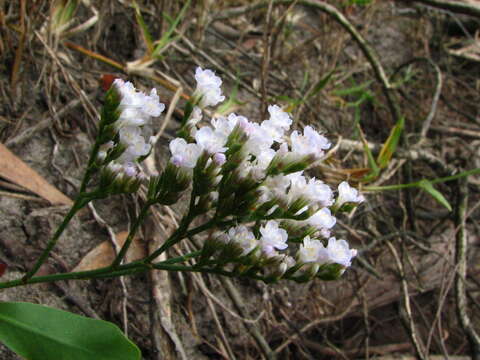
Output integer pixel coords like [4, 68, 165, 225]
[72, 231, 145, 272]
[0, 143, 72, 205]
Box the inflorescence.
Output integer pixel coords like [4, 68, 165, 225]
[97, 67, 364, 283]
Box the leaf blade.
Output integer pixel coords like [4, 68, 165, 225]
[377, 116, 404, 169]
[418, 179, 452, 211]
[0, 302, 141, 360]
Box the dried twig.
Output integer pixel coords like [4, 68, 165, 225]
[386, 240, 427, 360]
[220, 277, 276, 360]
[408, 0, 480, 18]
[455, 179, 480, 360]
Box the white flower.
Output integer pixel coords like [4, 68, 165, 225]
[260, 105, 292, 142]
[114, 79, 142, 108]
[116, 107, 148, 129]
[307, 208, 336, 229]
[113, 79, 165, 129]
[259, 220, 289, 257]
[297, 236, 324, 263]
[267, 105, 292, 131]
[169, 138, 203, 168]
[259, 173, 292, 202]
[194, 67, 225, 108]
[304, 178, 334, 207]
[290, 125, 331, 159]
[336, 181, 365, 207]
[321, 237, 357, 267]
[195, 126, 227, 154]
[119, 126, 142, 146]
[276, 255, 296, 277]
[244, 125, 274, 157]
[189, 106, 203, 126]
[126, 139, 151, 158]
[227, 225, 258, 256]
[213, 113, 251, 136]
[140, 88, 165, 117]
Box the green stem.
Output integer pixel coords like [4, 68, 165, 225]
[0, 251, 213, 290]
[364, 167, 480, 192]
[144, 212, 195, 263]
[111, 201, 152, 268]
[144, 187, 202, 263]
[22, 194, 89, 282]
[79, 139, 102, 194]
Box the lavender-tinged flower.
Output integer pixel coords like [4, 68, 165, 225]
[194, 67, 225, 108]
[123, 162, 138, 178]
[227, 225, 258, 256]
[336, 181, 365, 208]
[169, 138, 203, 168]
[213, 153, 227, 165]
[259, 220, 289, 257]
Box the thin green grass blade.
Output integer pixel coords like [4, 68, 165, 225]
[133, 1, 154, 54]
[152, 0, 191, 58]
[307, 70, 335, 99]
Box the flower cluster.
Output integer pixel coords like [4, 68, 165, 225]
[167, 67, 364, 282]
[97, 79, 165, 191]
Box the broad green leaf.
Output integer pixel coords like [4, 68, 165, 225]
[377, 116, 404, 169]
[0, 302, 141, 360]
[418, 179, 452, 211]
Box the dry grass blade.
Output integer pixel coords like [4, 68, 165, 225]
[455, 179, 480, 359]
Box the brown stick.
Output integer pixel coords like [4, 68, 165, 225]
[455, 179, 480, 360]
[406, 0, 480, 18]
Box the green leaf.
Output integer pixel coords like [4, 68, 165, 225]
[376, 116, 404, 169]
[417, 179, 452, 211]
[0, 302, 141, 360]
